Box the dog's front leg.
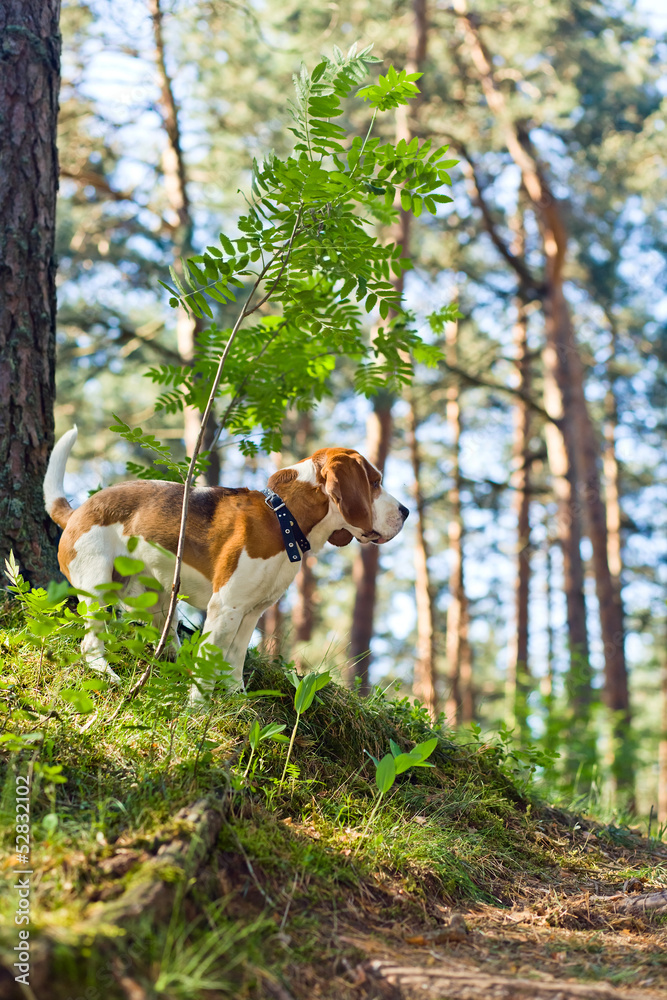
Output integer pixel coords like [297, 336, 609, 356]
[188, 592, 245, 704]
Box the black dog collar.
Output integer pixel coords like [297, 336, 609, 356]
[262, 488, 311, 563]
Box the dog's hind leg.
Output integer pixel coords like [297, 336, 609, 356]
[68, 531, 122, 684]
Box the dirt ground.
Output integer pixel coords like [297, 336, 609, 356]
[268, 815, 667, 1000]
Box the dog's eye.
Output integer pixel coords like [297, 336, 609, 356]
[371, 480, 381, 490]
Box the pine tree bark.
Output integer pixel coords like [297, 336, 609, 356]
[444, 321, 473, 726]
[0, 0, 62, 585]
[455, 2, 630, 785]
[507, 287, 532, 738]
[407, 399, 438, 720]
[149, 0, 219, 486]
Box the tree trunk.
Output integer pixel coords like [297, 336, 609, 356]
[348, 398, 393, 693]
[149, 0, 219, 486]
[347, 0, 428, 694]
[291, 411, 317, 668]
[259, 600, 283, 658]
[602, 326, 633, 794]
[0, 0, 62, 585]
[455, 3, 629, 783]
[603, 330, 622, 587]
[444, 321, 473, 726]
[541, 528, 559, 759]
[659, 618, 667, 824]
[507, 293, 532, 738]
[406, 399, 438, 720]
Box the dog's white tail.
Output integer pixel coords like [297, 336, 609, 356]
[44, 426, 78, 528]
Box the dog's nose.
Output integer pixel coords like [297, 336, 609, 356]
[399, 504, 409, 521]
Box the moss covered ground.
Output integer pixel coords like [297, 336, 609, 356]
[1, 602, 666, 1000]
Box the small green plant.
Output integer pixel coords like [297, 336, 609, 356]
[279, 670, 331, 791]
[466, 721, 559, 792]
[243, 720, 288, 781]
[362, 737, 438, 836]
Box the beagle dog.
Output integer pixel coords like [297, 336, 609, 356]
[44, 427, 408, 696]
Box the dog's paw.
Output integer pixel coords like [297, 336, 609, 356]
[86, 657, 122, 685]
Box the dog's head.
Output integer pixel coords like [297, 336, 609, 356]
[311, 448, 409, 547]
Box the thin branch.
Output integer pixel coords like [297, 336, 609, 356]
[456, 142, 543, 295]
[59, 167, 136, 203]
[106, 210, 304, 723]
[441, 360, 557, 426]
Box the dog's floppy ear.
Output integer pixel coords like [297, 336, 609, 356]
[328, 528, 354, 547]
[322, 452, 374, 535]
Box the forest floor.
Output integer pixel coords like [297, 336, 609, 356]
[0, 604, 666, 1000]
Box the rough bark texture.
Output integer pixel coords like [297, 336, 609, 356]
[0, 0, 62, 585]
[407, 399, 438, 720]
[444, 321, 473, 725]
[149, 0, 220, 486]
[507, 289, 532, 738]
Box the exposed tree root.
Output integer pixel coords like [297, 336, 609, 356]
[0, 798, 224, 1000]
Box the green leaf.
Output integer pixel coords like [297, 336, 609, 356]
[248, 720, 261, 750]
[412, 737, 438, 762]
[375, 753, 396, 795]
[27, 618, 57, 638]
[60, 689, 95, 714]
[113, 556, 145, 577]
[259, 722, 288, 741]
[294, 672, 319, 715]
[123, 592, 158, 610]
[219, 233, 235, 256]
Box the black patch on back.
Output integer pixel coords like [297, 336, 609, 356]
[189, 485, 250, 520]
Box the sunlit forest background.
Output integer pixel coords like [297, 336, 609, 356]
[54, 0, 666, 818]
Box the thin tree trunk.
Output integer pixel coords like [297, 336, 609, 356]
[406, 399, 438, 720]
[508, 306, 532, 737]
[348, 0, 428, 694]
[603, 328, 623, 596]
[292, 411, 317, 668]
[506, 214, 532, 739]
[149, 0, 219, 485]
[541, 529, 559, 759]
[0, 0, 62, 585]
[444, 321, 473, 726]
[455, 3, 630, 783]
[348, 399, 392, 693]
[602, 326, 633, 794]
[259, 601, 283, 658]
[659, 617, 667, 824]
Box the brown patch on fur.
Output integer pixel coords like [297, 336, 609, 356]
[49, 497, 74, 529]
[327, 528, 354, 547]
[56, 448, 378, 590]
[56, 476, 331, 590]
